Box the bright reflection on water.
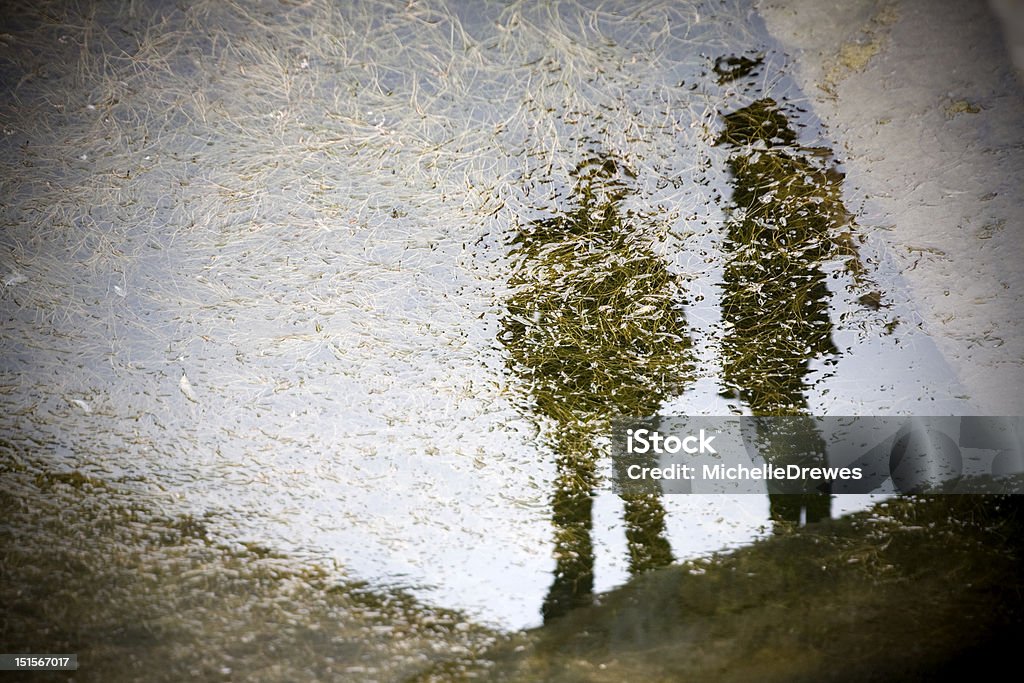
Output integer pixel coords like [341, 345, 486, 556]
[0, 0, 978, 639]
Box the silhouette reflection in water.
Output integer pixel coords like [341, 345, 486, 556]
[500, 155, 693, 621]
[717, 97, 871, 528]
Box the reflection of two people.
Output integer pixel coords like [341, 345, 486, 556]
[500, 155, 691, 621]
[505, 102, 860, 619]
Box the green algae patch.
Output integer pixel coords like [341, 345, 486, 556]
[474, 496, 1024, 682]
[0, 448, 503, 682]
[33, 469, 110, 491]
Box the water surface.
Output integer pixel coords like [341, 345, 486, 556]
[0, 0, 985, 644]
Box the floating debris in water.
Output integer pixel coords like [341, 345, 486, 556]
[179, 373, 199, 403]
[3, 269, 28, 286]
[69, 398, 92, 414]
[944, 98, 982, 118]
[713, 54, 765, 84]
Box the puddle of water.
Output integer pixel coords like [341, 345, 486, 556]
[1, 0, 779, 631]
[0, 0, 1007, 666]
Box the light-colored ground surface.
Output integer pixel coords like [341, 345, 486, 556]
[758, 0, 1024, 415]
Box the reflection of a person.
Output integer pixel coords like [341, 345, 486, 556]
[500, 155, 691, 621]
[717, 98, 861, 528]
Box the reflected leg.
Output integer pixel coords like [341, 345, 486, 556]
[543, 439, 598, 623]
[622, 492, 674, 574]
